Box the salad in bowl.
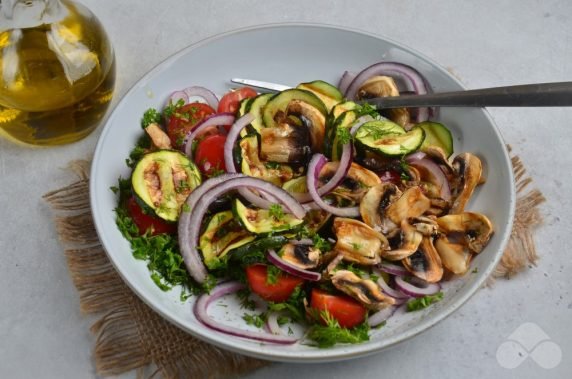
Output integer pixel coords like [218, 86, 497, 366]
[112, 61, 494, 348]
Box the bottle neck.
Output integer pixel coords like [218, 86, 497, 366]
[1, 0, 66, 30]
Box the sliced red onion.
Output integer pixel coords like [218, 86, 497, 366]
[338, 71, 356, 95]
[194, 281, 298, 344]
[404, 151, 426, 162]
[307, 154, 360, 217]
[179, 175, 306, 283]
[178, 174, 242, 283]
[368, 306, 396, 327]
[290, 239, 314, 245]
[405, 154, 451, 201]
[267, 249, 321, 281]
[265, 312, 284, 336]
[183, 113, 235, 156]
[169, 90, 188, 104]
[374, 273, 410, 300]
[394, 276, 441, 298]
[182, 86, 219, 109]
[378, 262, 410, 277]
[345, 62, 431, 122]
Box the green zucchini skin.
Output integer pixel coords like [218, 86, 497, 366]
[355, 120, 425, 157]
[131, 150, 201, 222]
[297, 80, 343, 111]
[232, 198, 304, 234]
[417, 121, 454, 157]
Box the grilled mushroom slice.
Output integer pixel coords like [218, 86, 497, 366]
[359, 183, 402, 233]
[434, 235, 472, 275]
[331, 270, 395, 310]
[402, 237, 444, 283]
[279, 243, 321, 270]
[319, 162, 381, 203]
[383, 220, 423, 261]
[436, 212, 493, 253]
[386, 186, 431, 225]
[450, 153, 483, 214]
[333, 218, 388, 265]
[259, 119, 311, 163]
[357, 76, 410, 128]
[286, 99, 326, 153]
[145, 122, 172, 149]
[411, 216, 439, 237]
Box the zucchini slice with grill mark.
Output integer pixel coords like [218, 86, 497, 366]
[199, 210, 255, 269]
[417, 121, 454, 157]
[262, 89, 327, 130]
[233, 198, 304, 234]
[296, 80, 343, 111]
[131, 150, 201, 222]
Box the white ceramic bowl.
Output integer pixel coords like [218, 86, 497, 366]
[90, 23, 515, 362]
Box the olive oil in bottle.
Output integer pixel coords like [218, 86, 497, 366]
[0, 0, 115, 146]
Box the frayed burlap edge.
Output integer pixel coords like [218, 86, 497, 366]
[43, 152, 544, 377]
[43, 161, 268, 379]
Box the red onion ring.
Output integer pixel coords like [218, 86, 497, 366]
[267, 249, 321, 281]
[378, 262, 410, 277]
[338, 71, 356, 95]
[394, 276, 441, 298]
[265, 311, 284, 336]
[179, 175, 306, 283]
[374, 273, 410, 300]
[182, 86, 219, 109]
[183, 113, 235, 157]
[368, 306, 396, 327]
[168, 90, 188, 104]
[344, 62, 431, 122]
[178, 174, 242, 283]
[307, 154, 360, 217]
[405, 154, 451, 201]
[194, 281, 298, 344]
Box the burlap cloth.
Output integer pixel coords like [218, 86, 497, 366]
[43, 150, 545, 378]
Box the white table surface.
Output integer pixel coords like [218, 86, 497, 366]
[1, 0, 571, 378]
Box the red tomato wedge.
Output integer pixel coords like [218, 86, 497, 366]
[218, 87, 258, 114]
[126, 196, 177, 235]
[310, 288, 367, 328]
[167, 102, 215, 148]
[245, 264, 305, 302]
[194, 133, 227, 176]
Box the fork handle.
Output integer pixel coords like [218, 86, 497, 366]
[362, 82, 572, 108]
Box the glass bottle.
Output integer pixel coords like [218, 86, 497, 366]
[0, 0, 115, 146]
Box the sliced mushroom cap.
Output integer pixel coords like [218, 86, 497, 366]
[333, 217, 388, 265]
[425, 197, 450, 217]
[331, 270, 395, 310]
[356, 76, 410, 128]
[450, 153, 483, 213]
[382, 220, 423, 261]
[423, 146, 455, 174]
[145, 122, 172, 149]
[402, 237, 444, 283]
[437, 212, 494, 253]
[386, 186, 432, 225]
[279, 243, 321, 270]
[259, 120, 311, 163]
[240, 135, 293, 186]
[286, 100, 326, 153]
[412, 216, 439, 237]
[320, 162, 381, 203]
[359, 182, 402, 233]
[434, 235, 472, 275]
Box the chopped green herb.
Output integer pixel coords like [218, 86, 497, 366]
[163, 98, 185, 119]
[264, 161, 281, 170]
[141, 108, 162, 128]
[355, 102, 379, 118]
[351, 242, 362, 251]
[277, 315, 290, 326]
[406, 291, 444, 312]
[336, 126, 353, 145]
[266, 264, 281, 285]
[182, 203, 191, 213]
[242, 313, 266, 328]
[306, 311, 370, 348]
[312, 234, 332, 252]
[267, 285, 306, 322]
[237, 289, 256, 311]
[269, 204, 285, 221]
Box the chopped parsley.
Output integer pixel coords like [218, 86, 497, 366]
[312, 234, 332, 252]
[306, 311, 370, 348]
[267, 285, 306, 322]
[336, 126, 353, 145]
[242, 313, 266, 328]
[266, 264, 281, 285]
[141, 108, 162, 128]
[355, 102, 379, 118]
[237, 288, 256, 311]
[162, 98, 185, 119]
[269, 204, 285, 221]
[406, 292, 444, 312]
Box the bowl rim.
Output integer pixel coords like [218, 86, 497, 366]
[90, 22, 516, 363]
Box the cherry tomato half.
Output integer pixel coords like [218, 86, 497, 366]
[310, 288, 366, 328]
[194, 133, 227, 177]
[218, 87, 258, 115]
[167, 102, 215, 148]
[245, 264, 305, 302]
[126, 196, 177, 235]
